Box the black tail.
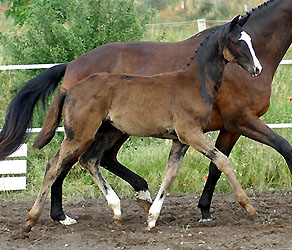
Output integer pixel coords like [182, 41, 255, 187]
[0, 63, 67, 159]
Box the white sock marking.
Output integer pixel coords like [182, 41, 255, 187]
[59, 214, 77, 226]
[239, 31, 262, 74]
[106, 188, 121, 220]
[137, 190, 152, 203]
[147, 192, 165, 230]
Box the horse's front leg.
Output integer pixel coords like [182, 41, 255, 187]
[228, 115, 292, 174]
[147, 140, 188, 230]
[198, 130, 240, 221]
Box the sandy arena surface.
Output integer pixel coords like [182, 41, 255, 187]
[1, 191, 292, 249]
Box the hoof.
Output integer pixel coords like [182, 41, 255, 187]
[146, 226, 158, 232]
[113, 219, 122, 228]
[11, 229, 30, 240]
[198, 217, 212, 223]
[248, 213, 259, 223]
[246, 204, 256, 217]
[59, 215, 77, 226]
[137, 199, 152, 213]
[21, 223, 33, 234]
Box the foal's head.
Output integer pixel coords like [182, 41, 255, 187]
[222, 15, 262, 77]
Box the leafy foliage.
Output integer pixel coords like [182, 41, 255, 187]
[0, 0, 153, 65]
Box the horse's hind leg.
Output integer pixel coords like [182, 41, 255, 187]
[79, 132, 123, 227]
[176, 128, 256, 219]
[50, 141, 92, 225]
[98, 123, 152, 211]
[50, 124, 151, 225]
[147, 140, 189, 230]
[50, 159, 78, 225]
[102, 149, 152, 212]
[22, 140, 83, 233]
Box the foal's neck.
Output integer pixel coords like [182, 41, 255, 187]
[187, 29, 227, 104]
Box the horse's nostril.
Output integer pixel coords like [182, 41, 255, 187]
[254, 66, 261, 76]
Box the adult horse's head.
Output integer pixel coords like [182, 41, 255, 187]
[222, 15, 262, 77]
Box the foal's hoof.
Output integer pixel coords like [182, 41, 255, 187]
[137, 199, 152, 213]
[113, 219, 122, 228]
[146, 226, 158, 233]
[21, 223, 33, 234]
[245, 204, 256, 217]
[59, 215, 77, 226]
[11, 229, 30, 240]
[248, 213, 259, 223]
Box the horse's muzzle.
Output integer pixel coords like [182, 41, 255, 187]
[251, 65, 262, 77]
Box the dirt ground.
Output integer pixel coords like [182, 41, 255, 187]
[0, 190, 292, 250]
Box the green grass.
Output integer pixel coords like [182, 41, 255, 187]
[0, 20, 292, 202]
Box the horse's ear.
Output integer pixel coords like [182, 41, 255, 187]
[230, 15, 240, 31]
[238, 13, 251, 26]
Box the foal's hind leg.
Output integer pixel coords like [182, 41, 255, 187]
[176, 127, 256, 219]
[147, 140, 188, 230]
[50, 126, 151, 226]
[79, 133, 123, 227]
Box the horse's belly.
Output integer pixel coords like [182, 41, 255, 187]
[107, 110, 174, 138]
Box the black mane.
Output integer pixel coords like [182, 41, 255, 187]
[243, 0, 275, 18]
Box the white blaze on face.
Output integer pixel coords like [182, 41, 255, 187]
[239, 31, 262, 74]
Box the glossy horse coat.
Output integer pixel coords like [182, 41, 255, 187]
[20, 16, 261, 232]
[0, 0, 291, 224]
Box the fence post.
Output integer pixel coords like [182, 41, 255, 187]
[197, 19, 207, 32]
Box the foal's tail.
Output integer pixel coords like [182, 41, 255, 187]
[33, 92, 67, 149]
[0, 63, 67, 159]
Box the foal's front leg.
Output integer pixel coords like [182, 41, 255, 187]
[147, 140, 188, 230]
[198, 130, 240, 221]
[176, 127, 256, 219]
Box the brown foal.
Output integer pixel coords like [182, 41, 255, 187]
[21, 15, 261, 232]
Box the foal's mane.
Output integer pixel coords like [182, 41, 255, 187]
[182, 26, 222, 70]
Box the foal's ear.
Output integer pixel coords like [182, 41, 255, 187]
[238, 13, 251, 26]
[230, 15, 240, 31]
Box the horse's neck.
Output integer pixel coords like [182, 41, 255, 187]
[186, 32, 225, 103]
[246, 0, 292, 71]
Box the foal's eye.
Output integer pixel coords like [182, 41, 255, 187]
[232, 40, 239, 45]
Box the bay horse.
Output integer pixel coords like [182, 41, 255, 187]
[20, 15, 262, 232]
[0, 0, 291, 225]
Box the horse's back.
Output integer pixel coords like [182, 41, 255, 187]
[61, 39, 202, 90]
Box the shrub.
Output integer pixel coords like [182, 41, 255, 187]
[0, 0, 153, 65]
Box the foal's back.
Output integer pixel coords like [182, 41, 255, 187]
[65, 61, 206, 139]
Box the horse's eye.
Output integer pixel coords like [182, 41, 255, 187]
[232, 40, 239, 45]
